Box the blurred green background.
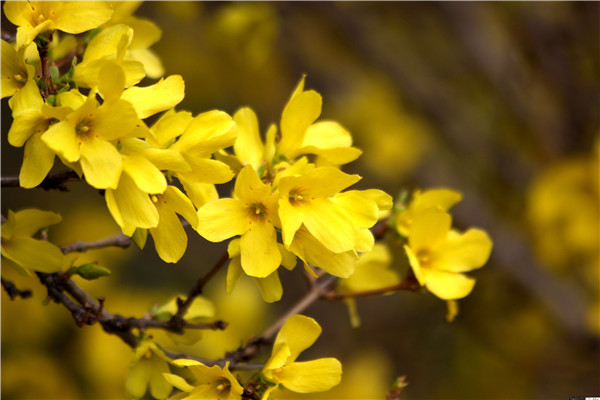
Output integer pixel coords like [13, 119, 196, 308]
[2, 2, 599, 399]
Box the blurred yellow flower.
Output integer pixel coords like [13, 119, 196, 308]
[126, 338, 173, 400]
[164, 360, 243, 400]
[1, 209, 64, 274]
[404, 207, 492, 300]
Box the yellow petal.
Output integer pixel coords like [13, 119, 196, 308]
[278, 198, 303, 247]
[9, 76, 43, 114]
[125, 359, 151, 399]
[434, 228, 493, 272]
[149, 202, 187, 263]
[19, 132, 55, 188]
[301, 198, 356, 253]
[150, 109, 193, 147]
[172, 110, 237, 157]
[354, 228, 374, 253]
[414, 188, 463, 213]
[162, 373, 194, 393]
[291, 229, 357, 278]
[51, 1, 113, 33]
[1, 237, 64, 273]
[79, 137, 122, 189]
[140, 148, 190, 172]
[122, 75, 185, 119]
[274, 314, 321, 362]
[233, 107, 264, 168]
[279, 243, 298, 270]
[10, 208, 62, 237]
[178, 156, 234, 184]
[404, 244, 426, 286]
[278, 358, 342, 393]
[240, 221, 280, 278]
[195, 199, 248, 242]
[3, 2, 30, 27]
[148, 357, 172, 400]
[178, 179, 218, 209]
[97, 61, 125, 104]
[163, 186, 199, 228]
[408, 207, 451, 251]
[123, 153, 167, 194]
[424, 269, 476, 300]
[41, 120, 80, 162]
[279, 89, 322, 156]
[253, 271, 283, 303]
[8, 108, 45, 147]
[234, 164, 271, 203]
[105, 174, 159, 233]
[263, 342, 291, 375]
[226, 256, 244, 295]
[93, 99, 140, 140]
[127, 48, 164, 79]
[279, 167, 360, 199]
[330, 190, 380, 229]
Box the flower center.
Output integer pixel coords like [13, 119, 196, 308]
[289, 187, 307, 206]
[76, 117, 94, 139]
[247, 202, 267, 222]
[416, 249, 432, 267]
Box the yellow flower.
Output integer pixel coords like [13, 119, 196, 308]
[104, 1, 165, 78]
[1, 209, 64, 274]
[403, 207, 492, 300]
[1, 40, 37, 108]
[278, 166, 387, 254]
[3, 1, 113, 48]
[73, 24, 146, 89]
[262, 315, 342, 398]
[226, 238, 297, 303]
[396, 188, 462, 237]
[196, 165, 282, 278]
[41, 64, 141, 189]
[164, 360, 243, 400]
[276, 76, 361, 165]
[125, 338, 173, 400]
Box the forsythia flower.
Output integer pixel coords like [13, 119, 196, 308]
[1, 209, 64, 274]
[261, 314, 342, 398]
[196, 165, 282, 278]
[0, 40, 37, 107]
[126, 338, 173, 400]
[3, 1, 113, 48]
[403, 207, 492, 300]
[163, 360, 243, 400]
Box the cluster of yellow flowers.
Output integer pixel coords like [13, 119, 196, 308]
[1, 2, 493, 399]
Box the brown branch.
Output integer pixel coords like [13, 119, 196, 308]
[1, 170, 80, 191]
[322, 275, 421, 300]
[61, 233, 131, 254]
[169, 251, 230, 332]
[1, 277, 33, 300]
[36, 271, 227, 349]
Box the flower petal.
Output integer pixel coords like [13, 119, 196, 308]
[226, 256, 244, 295]
[233, 107, 264, 169]
[163, 186, 199, 227]
[122, 75, 185, 119]
[424, 269, 476, 300]
[278, 358, 342, 393]
[1, 237, 64, 273]
[41, 120, 80, 162]
[79, 137, 122, 189]
[162, 373, 194, 393]
[274, 315, 321, 362]
[278, 198, 303, 247]
[105, 174, 159, 233]
[301, 198, 356, 253]
[52, 1, 113, 33]
[19, 132, 55, 188]
[290, 229, 357, 278]
[253, 271, 283, 303]
[434, 228, 493, 272]
[149, 202, 187, 263]
[279, 89, 322, 156]
[240, 221, 280, 278]
[408, 207, 451, 251]
[195, 199, 248, 242]
[123, 153, 166, 194]
[10, 208, 62, 237]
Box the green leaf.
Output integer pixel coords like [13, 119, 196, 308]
[73, 262, 111, 280]
[46, 95, 56, 106]
[50, 66, 60, 84]
[131, 228, 147, 249]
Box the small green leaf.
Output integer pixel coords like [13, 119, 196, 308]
[71, 56, 78, 68]
[131, 228, 147, 250]
[46, 95, 56, 106]
[50, 66, 60, 84]
[73, 262, 111, 280]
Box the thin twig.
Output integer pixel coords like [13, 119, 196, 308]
[169, 251, 230, 331]
[1, 277, 33, 300]
[61, 233, 131, 254]
[322, 276, 421, 300]
[1, 170, 80, 191]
